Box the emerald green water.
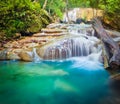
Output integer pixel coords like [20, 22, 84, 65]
[0, 58, 119, 104]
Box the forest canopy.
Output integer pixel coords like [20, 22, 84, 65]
[0, 0, 120, 39]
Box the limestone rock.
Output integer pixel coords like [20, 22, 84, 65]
[33, 32, 66, 37]
[25, 43, 39, 48]
[7, 51, 21, 60]
[19, 50, 33, 61]
[36, 48, 44, 59]
[41, 28, 67, 33]
[3, 43, 12, 48]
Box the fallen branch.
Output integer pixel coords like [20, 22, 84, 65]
[92, 18, 120, 70]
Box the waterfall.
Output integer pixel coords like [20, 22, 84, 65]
[35, 23, 102, 61]
[33, 48, 41, 62]
[41, 36, 100, 60]
[67, 24, 95, 36]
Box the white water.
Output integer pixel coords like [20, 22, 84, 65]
[32, 23, 102, 62]
[70, 56, 104, 71]
[42, 36, 101, 60]
[33, 48, 41, 62]
[40, 23, 101, 60]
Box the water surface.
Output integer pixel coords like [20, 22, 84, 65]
[0, 57, 119, 104]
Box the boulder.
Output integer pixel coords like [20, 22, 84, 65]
[36, 48, 45, 59]
[75, 18, 85, 24]
[19, 50, 33, 61]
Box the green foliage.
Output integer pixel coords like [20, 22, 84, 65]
[67, 0, 120, 30]
[0, 0, 120, 38]
[0, 0, 51, 38]
[48, 0, 66, 18]
[68, 0, 90, 8]
[103, 0, 120, 13]
[39, 0, 66, 19]
[99, 0, 120, 30]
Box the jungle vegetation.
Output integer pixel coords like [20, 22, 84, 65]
[0, 0, 120, 39]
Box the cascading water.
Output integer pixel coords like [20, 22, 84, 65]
[43, 37, 98, 60]
[36, 24, 102, 61]
[67, 24, 95, 36]
[33, 48, 41, 62]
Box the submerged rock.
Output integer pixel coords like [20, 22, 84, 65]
[54, 79, 78, 92]
[48, 69, 69, 76]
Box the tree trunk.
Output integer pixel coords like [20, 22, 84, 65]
[92, 18, 120, 70]
[43, 0, 48, 9]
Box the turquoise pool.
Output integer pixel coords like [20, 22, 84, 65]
[0, 57, 119, 104]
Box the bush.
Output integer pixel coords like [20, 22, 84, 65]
[0, 0, 51, 38]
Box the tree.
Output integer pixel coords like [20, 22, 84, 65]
[42, 0, 48, 9]
[88, 0, 100, 16]
[39, 0, 66, 19]
[0, 0, 51, 38]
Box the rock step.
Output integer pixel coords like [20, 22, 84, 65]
[47, 23, 69, 29]
[41, 28, 67, 33]
[33, 32, 66, 37]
